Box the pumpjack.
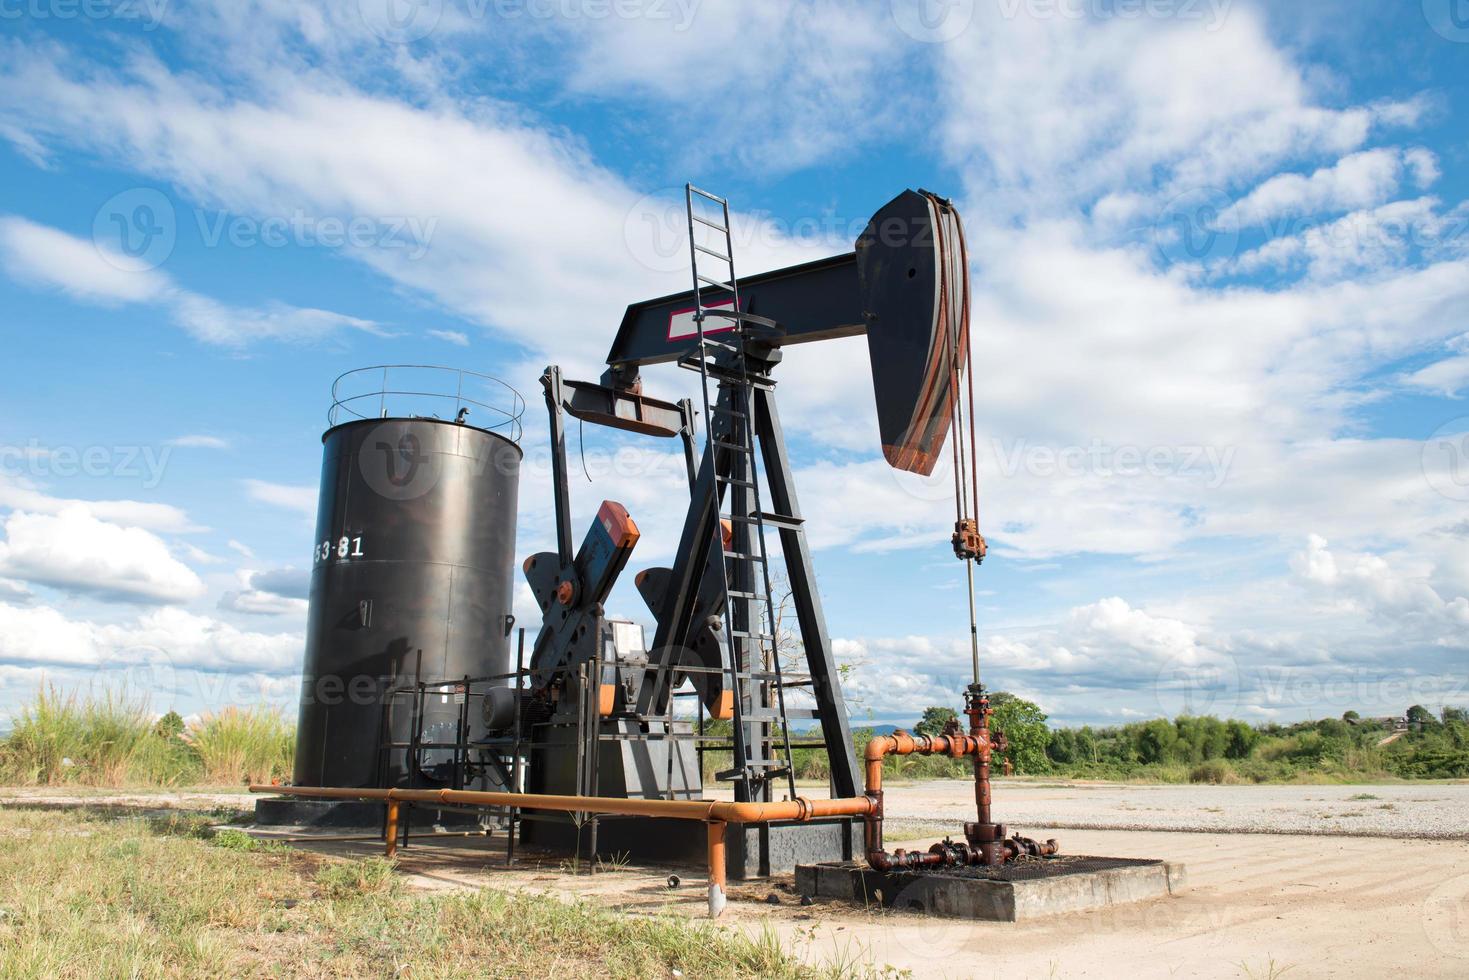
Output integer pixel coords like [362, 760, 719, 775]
[510, 187, 980, 875]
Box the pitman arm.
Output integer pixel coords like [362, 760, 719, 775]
[523, 500, 641, 686]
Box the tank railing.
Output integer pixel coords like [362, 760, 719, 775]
[329, 365, 525, 443]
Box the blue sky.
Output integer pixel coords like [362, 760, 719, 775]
[0, 0, 1466, 729]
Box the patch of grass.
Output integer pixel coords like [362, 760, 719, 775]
[0, 684, 297, 789]
[1347, 792, 1380, 801]
[0, 807, 884, 977]
[315, 857, 401, 900]
[183, 706, 294, 786]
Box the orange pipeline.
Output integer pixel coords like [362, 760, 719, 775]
[249, 783, 873, 916]
[251, 724, 1049, 917]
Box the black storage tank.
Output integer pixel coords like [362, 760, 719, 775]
[292, 368, 522, 789]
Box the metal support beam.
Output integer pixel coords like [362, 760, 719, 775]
[752, 384, 860, 798]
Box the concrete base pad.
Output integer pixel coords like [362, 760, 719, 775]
[795, 856, 1186, 921]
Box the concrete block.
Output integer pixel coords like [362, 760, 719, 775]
[796, 856, 1182, 921]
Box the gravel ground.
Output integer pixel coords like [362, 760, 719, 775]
[882, 778, 1469, 839]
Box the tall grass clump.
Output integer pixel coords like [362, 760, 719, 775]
[185, 707, 294, 785]
[0, 685, 157, 786]
[0, 684, 86, 785]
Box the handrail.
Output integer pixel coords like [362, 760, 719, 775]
[328, 364, 525, 442]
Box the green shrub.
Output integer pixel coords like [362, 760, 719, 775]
[1188, 759, 1234, 784]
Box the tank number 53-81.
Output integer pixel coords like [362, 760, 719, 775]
[316, 536, 365, 562]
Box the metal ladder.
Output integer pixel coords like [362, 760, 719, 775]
[679, 184, 798, 801]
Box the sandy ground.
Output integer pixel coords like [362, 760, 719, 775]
[230, 823, 1469, 978]
[8, 781, 1468, 977]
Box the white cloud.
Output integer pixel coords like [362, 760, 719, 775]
[248, 566, 309, 600]
[218, 589, 308, 617]
[0, 474, 199, 533]
[0, 44, 834, 368]
[167, 435, 230, 449]
[0, 507, 206, 604]
[217, 566, 309, 618]
[1227, 197, 1458, 281]
[0, 600, 302, 674]
[427, 328, 470, 346]
[1221, 148, 1422, 228]
[937, 8, 1411, 224]
[243, 480, 316, 517]
[1403, 334, 1469, 398]
[0, 215, 169, 303]
[0, 215, 380, 346]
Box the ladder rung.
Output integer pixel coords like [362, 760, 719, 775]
[693, 243, 732, 262]
[722, 550, 767, 562]
[718, 477, 756, 488]
[689, 185, 728, 205]
[676, 358, 773, 389]
[713, 440, 753, 454]
[697, 274, 736, 291]
[727, 589, 766, 600]
[691, 213, 728, 232]
[729, 629, 774, 640]
[698, 338, 740, 353]
[751, 510, 804, 530]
